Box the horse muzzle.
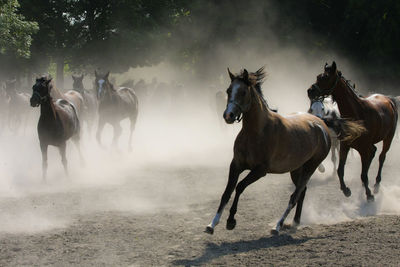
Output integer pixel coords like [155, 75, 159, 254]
[30, 97, 40, 107]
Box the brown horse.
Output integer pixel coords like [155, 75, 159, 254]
[72, 74, 98, 134]
[30, 76, 84, 181]
[307, 61, 398, 201]
[4, 79, 30, 133]
[205, 67, 365, 235]
[94, 71, 138, 151]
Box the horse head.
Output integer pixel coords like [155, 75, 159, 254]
[94, 70, 112, 100]
[308, 61, 340, 100]
[72, 74, 85, 93]
[223, 68, 253, 124]
[30, 75, 52, 107]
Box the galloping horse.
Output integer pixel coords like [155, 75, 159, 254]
[308, 97, 340, 174]
[94, 71, 138, 151]
[307, 62, 397, 201]
[30, 76, 83, 181]
[4, 79, 30, 133]
[72, 74, 97, 134]
[205, 67, 364, 235]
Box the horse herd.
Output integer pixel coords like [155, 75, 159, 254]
[1, 61, 398, 236]
[206, 61, 398, 235]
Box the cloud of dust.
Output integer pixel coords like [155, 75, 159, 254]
[1, 0, 400, 234]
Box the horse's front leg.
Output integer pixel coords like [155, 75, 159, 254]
[337, 143, 351, 197]
[96, 117, 106, 147]
[205, 161, 242, 234]
[226, 166, 267, 231]
[40, 142, 48, 182]
[112, 122, 122, 148]
[59, 142, 69, 177]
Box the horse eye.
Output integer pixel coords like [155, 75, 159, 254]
[226, 88, 231, 94]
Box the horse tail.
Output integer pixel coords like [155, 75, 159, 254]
[322, 114, 366, 143]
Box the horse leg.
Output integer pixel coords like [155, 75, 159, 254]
[112, 122, 122, 148]
[337, 144, 351, 197]
[128, 116, 136, 152]
[359, 145, 377, 202]
[226, 166, 267, 231]
[331, 138, 338, 176]
[73, 135, 85, 167]
[40, 142, 48, 182]
[205, 161, 242, 234]
[272, 166, 313, 235]
[59, 142, 69, 177]
[374, 136, 394, 194]
[96, 117, 106, 147]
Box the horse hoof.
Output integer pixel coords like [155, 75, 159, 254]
[373, 184, 380, 194]
[204, 226, 214, 235]
[367, 195, 375, 202]
[342, 187, 352, 197]
[226, 219, 236, 230]
[270, 229, 279, 236]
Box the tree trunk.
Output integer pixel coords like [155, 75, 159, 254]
[56, 57, 64, 90]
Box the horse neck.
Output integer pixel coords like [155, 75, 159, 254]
[40, 97, 57, 121]
[332, 78, 363, 118]
[242, 87, 273, 133]
[50, 85, 64, 100]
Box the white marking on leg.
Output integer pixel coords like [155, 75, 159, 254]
[208, 212, 222, 229]
[275, 204, 293, 232]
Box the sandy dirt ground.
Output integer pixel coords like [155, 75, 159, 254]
[1, 113, 400, 266]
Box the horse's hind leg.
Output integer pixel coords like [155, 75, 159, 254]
[40, 142, 48, 182]
[374, 135, 394, 193]
[59, 142, 69, 177]
[359, 145, 377, 202]
[205, 161, 242, 234]
[272, 167, 312, 235]
[226, 166, 267, 231]
[337, 144, 351, 197]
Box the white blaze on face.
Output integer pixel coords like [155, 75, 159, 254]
[310, 101, 325, 118]
[98, 79, 105, 98]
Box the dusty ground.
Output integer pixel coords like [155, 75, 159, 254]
[0, 160, 399, 266]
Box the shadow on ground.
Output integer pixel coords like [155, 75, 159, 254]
[173, 234, 319, 266]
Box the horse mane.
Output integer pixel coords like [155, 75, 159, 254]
[338, 71, 363, 97]
[237, 66, 275, 110]
[238, 66, 267, 98]
[38, 75, 64, 99]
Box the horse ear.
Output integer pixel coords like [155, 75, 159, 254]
[105, 71, 110, 80]
[72, 75, 76, 80]
[324, 62, 328, 71]
[45, 78, 52, 85]
[243, 69, 249, 82]
[331, 61, 337, 73]
[80, 74, 84, 79]
[95, 70, 98, 78]
[227, 68, 235, 81]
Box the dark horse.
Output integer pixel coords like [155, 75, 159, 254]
[30, 76, 84, 181]
[95, 71, 138, 150]
[72, 74, 97, 134]
[205, 67, 364, 235]
[307, 62, 398, 201]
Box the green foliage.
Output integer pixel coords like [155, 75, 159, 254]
[0, 0, 38, 58]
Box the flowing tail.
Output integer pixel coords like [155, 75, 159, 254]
[322, 112, 366, 143]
